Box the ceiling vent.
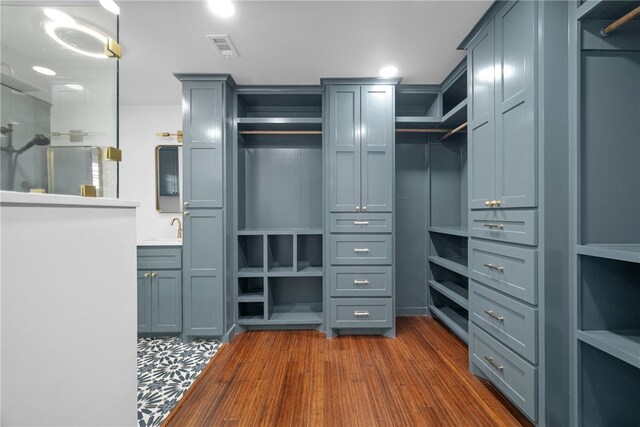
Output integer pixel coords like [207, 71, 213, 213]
[208, 34, 239, 58]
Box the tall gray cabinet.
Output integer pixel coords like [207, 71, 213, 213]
[324, 80, 397, 337]
[176, 74, 236, 339]
[461, 1, 570, 425]
[570, 1, 640, 425]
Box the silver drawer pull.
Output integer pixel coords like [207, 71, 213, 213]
[353, 221, 370, 225]
[483, 263, 504, 273]
[483, 223, 504, 230]
[353, 248, 370, 253]
[353, 279, 370, 285]
[353, 310, 370, 317]
[484, 356, 504, 372]
[484, 310, 505, 321]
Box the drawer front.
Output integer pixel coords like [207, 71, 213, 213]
[470, 281, 538, 362]
[330, 213, 392, 234]
[470, 324, 538, 421]
[329, 235, 392, 265]
[137, 247, 182, 270]
[330, 266, 392, 297]
[330, 298, 393, 328]
[469, 240, 537, 304]
[469, 210, 537, 246]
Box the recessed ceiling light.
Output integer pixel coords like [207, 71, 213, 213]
[99, 0, 120, 15]
[43, 8, 75, 25]
[208, 0, 235, 18]
[45, 21, 109, 59]
[379, 66, 398, 78]
[65, 84, 84, 91]
[32, 66, 56, 76]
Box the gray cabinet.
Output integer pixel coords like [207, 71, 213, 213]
[328, 84, 394, 213]
[325, 80, 396, 337]
[177, 74, 234, 339]
[183, 209, 224, 336]
[137, 246, 182, 334]
[468, 0, 537, 210]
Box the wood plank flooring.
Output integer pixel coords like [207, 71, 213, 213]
[163, 317, 532, 427]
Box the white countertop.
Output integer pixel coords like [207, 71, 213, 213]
[137, 238, 183, 246]
[0, 191, 139, 208]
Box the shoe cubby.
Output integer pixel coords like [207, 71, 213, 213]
[297, 234, 322, 274]
[238, 277, 265, 300]
[429, 286, 469, 343]
[238, 301, 265, 322]
[267, 277, 323, 324]
[238, 235, 264, 274]
[267, 234, 294, 273]
[428, 233, 468, 278]
[428, 263, 468, 310]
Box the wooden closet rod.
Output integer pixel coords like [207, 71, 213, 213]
[441, 122, 468, 141]
[239, 130, 322, 135]
[601, 5, 640, 36]
[395, 128, 450, 134]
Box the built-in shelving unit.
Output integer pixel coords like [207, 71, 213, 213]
[427, 61, 469, 342]
[395, 86, 441, 128]
[235, 88, 324, 328]
[571, 2, 640, 424]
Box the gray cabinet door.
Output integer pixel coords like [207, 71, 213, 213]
[468, 21, 496, 210]
[137, 271, 152, 333]
[152, 270, 182, 333]
[494, 0, 536, 208]
[183, 209, 224, 336]
[182, 81, 224, 208]
[361, 85, 394, 213]
[328, 85, 361, 213]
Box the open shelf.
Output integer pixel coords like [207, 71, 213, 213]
[579, 341, 640, 426]
[238, 228, 323, 236]
[395, 88, 440, 119]
[238, 235, 264, 274]
[439, 99, 467, 130]
[428, 226, 468, 238]
[429, 232, 468, 277]
[428, 279, 468, 310]
[577, 244, 640, 264]
[237, 91, 322, 118]
[297, 234, 322, 274]
[238, 277, 265, 302]
[238, 301, 265, 322]
[577, 0, 640, 21]
[429, 256, 468, 278]
[442, 67, 467, 116]
[267, 277, 323, 325]
[429, 305, 468, 343]
[267, 234, 293, 273]
[577, 330, 640, 369]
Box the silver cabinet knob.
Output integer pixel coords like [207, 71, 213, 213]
[183, 211, 190, 216]
[362, 206, 367, 211]
[184, 201, 190, 207]
[356, 206, 360, 212]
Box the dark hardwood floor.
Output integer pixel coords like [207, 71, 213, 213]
[164, 317, 532, 426]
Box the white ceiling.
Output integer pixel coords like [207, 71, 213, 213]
[119, 0, 492, 105]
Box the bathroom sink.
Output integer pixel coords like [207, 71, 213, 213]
[137, 238, 182, 247]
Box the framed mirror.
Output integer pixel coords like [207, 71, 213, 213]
[155, 145, 182, 213]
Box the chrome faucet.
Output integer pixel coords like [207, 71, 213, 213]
[170, 217, 183, 239]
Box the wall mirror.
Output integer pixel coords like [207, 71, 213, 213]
[155, 145, 182, 213]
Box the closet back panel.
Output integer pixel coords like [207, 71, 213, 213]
[580, 51, 640, 244]
[430, 138, 468, 228]
[239, 136, 322, 230]
[395, 138, 428, 313]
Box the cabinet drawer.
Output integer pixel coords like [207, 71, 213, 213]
[330, 267, 392, 297]
[329, 235, 392, 265]
[469, 240, 537, 304]
[470, 281, 537, 363]
[137, 247, 182, 270]
[330, 298, 393, 328]
[469, 210, 537, 246]
[329, 213, 392, 234]
[470, 324, 538, 421]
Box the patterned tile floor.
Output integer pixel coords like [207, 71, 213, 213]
[137, 337, 222, 427]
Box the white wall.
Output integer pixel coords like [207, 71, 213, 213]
[119, 104, 182, 240]
[0, 192, 138, 426]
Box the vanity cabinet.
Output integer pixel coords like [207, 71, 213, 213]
[328, 84, 394, 213]
[468, 0, 536, 210]
[137, 246, 182, 334]
[325, 80, 396, 337]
